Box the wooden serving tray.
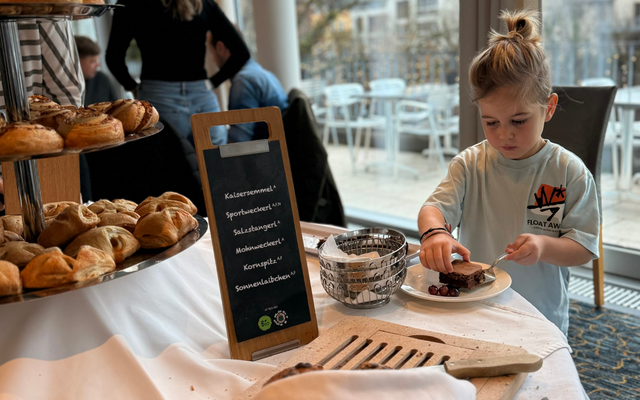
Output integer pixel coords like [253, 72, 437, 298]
[238, 317, 531, 400]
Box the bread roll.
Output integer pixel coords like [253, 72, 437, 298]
[136, 192, 197, 217]
[44, 201, 78, 218]
[1, 215, 23, 237]
[0, 241, 44, 268]
[0, 261, 21, 296]
[106, 99, 159, 133]
[38, 204, 100, 248]
[113, 199, 138, 213]
[72, 245, 115, 282]
[0, 122, 64, 156]
[65, 226, 140, 263]
[88, 199, 118, 215]
[21, 248, 75, 289]
[97, 211, 139, 233]
[134, 208, 197, 249]
[33, 107, 74, 130]
[57, 109, 124, 149]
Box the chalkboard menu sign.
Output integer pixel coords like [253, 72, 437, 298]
[191, 107, 318, 361]
[203, 141, 311, 343]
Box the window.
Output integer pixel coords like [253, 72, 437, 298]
[417, 0, 437, 15]
[369, 16, 386, 33]
[397, 1, 409, 19]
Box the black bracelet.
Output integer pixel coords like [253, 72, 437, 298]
[420, 227, 449, 243]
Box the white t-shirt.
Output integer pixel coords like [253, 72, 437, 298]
[423, 140, 600, 335]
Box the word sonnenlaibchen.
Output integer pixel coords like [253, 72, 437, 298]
[224, 185, 275, 200]
[235, 271, 294, 292]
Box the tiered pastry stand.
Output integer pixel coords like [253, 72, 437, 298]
[0, 3, 208, 304]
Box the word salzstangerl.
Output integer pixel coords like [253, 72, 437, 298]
[233, 221, 280, 236]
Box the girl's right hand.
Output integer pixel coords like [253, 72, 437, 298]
[419, 233, 471, 274]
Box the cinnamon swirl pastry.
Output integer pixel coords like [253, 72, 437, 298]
[106, 99, 159, 133]
[65, 226, 140, 263]
[33, 107, 74, 130]
[57, 109, 124, 149]
[86, 102, 112, 113]
[28, 95, 61, 119]
[134, 208, 197, 249]
[0, 122, 64, 156]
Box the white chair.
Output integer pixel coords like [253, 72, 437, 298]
[299, 78, 327, 120]
[323, 83, 386, 172]
[581, 78, 620, 186]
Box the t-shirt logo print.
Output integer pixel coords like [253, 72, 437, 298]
[527, 184, 566, 223]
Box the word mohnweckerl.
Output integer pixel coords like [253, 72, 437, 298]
[234, 221, 279, 236]
[226, 204, 272, 221]
[225, 186, 274, 200]
[244, 258, 278, 271]
[235, 272, 293, 292]
[236, 238, 283, 254]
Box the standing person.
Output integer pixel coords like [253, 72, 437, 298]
[75, 36, 118, 106]
[207, 31, 289, 142]
[106, 0, 250, 146]
[418, 10, 599, 336]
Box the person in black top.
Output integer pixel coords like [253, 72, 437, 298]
[75, 36, 119, 106]
[106, 0, 250, 146]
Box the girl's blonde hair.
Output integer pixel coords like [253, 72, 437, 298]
[469, 9, 551, 109]
[161, 0, 203, 21]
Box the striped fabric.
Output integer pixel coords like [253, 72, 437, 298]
[0, 19, 85, 109]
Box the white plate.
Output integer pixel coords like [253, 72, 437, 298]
[400, 264, 512, 303]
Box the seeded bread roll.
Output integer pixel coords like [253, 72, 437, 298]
[0, 122, 64, 156]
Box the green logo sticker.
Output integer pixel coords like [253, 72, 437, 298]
[258, 315, 272, 331]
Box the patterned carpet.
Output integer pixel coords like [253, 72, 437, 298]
[568, 300, 640, 399]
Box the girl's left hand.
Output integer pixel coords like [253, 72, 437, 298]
[504, 234, 544, 266]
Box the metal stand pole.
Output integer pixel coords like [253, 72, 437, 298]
[0, 19, 46, 242]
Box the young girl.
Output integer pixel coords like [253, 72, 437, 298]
[418, 10, 599, 335]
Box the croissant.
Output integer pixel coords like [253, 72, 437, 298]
[0, 215, 22, 237]
[72, 245, 116, 282]
[134, 208, 197, 249]
[65, 226, 140, 263]
[106, 99, 159, 133]
[97, 211, 139, 233]
[57, 109, 124, 149]
[0, 261, 21, 296]
[0, 122, 64, 156]
[20, 248, 75, 289]
[38, 204, 100, 248]
[136, 192, 197, 217]
[0, 241, 45, 268]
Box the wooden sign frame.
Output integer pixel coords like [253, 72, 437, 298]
[191, 107, 318, 361]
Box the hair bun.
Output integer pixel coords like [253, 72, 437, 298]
[502, 9, 540, 41]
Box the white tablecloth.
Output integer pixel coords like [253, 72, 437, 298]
[0, 227, 587, 400]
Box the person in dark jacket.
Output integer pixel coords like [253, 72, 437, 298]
[75, 36, 118, 106]
[106, 0, 250, 146]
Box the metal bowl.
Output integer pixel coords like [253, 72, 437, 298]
[318, 228, 407, 272]
[320, 265, 407, 309]
[320, 256, 405, 283]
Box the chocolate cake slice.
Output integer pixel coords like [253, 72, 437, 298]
[438, 260, 486, 289]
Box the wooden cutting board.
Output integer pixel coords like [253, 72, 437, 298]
[238, 317, 532, 400]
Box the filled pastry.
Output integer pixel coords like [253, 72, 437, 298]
[38, 204, 100, 248]
[0, 113, 6, 129]
[0, 241, 45, 268]
[44, 201, 78, 219]
[56, 109, 124, 149]
[134, 208, 197, 249]
[72, 245, 116, 282]
[0, 122, 64, 156]
[0, 261, 21, 296]
[65, 226, 140, 263]
[0, 215, 23, 237]
[20, 248, 76, 289]
[113, 199, 138, 213]
[97, 211, 139, 233]
[88, 199, 118, 215]
[136, 192, 197, 217]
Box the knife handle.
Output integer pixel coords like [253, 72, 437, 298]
[444, 354, 543, 379]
